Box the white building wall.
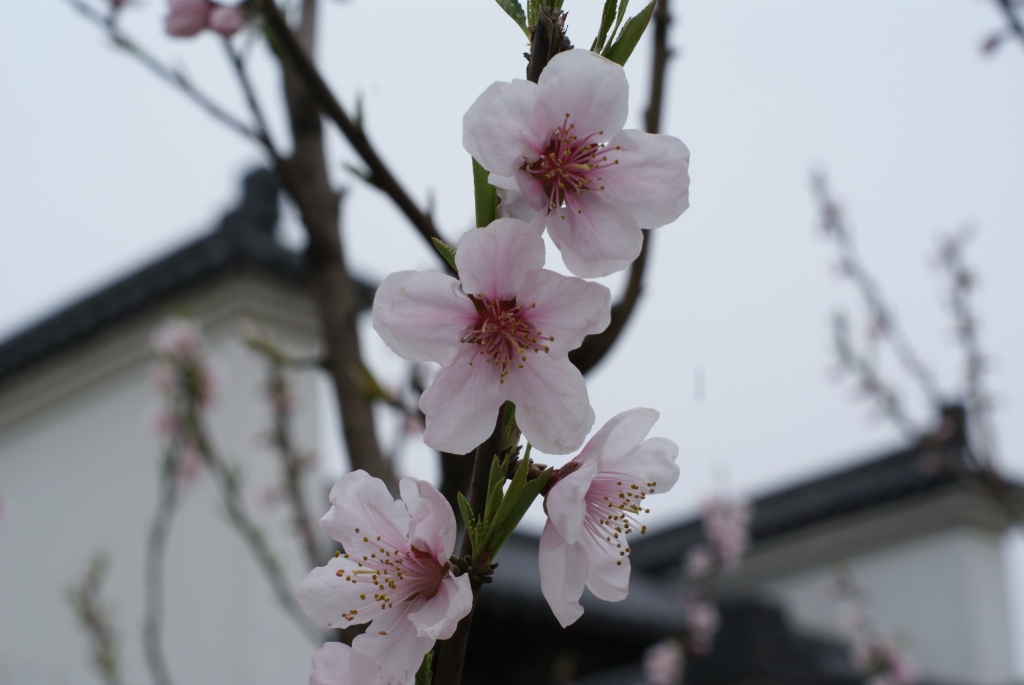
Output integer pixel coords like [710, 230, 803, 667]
[762, 526, 1014, 684]
[0, 274, 334, 685]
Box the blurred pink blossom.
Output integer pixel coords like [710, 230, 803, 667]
[681, 591, 720, 655]
[699, 496, 751, 571]
[642, 639, 684, 685]
[683, 544, 714, 579]
[164, 0, 211, 37]
[151, 316, 203, 359]
[207, 5, 245, 36]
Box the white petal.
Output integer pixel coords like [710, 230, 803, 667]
[401, 477, 458, 561]
[309, 643, 384, 685]
[372, 271, 476, 365]
[581, 408, 660, 467]
[321, 471, 410, 555]
[507, 355, 593, 455]
[545, 461, 599, 545]
[602, 129, 690, 228]
[535, 50, 628, 143]
[539, 521, 589, 628]
[603, 436, 680, 493]
[419, 346, 505, 454]
[546, 192, 642, 278]
[356, 608, 432, 685]
[456, 219, 545, 300]
[516, 269, 611, 356]
[579, 529, 631, 603]
[297, 556, 386, 629]
[463, 79, 545, 176]
[407, 574, 473, 640]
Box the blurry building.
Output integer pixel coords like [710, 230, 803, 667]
[0, 171, 1018, 685]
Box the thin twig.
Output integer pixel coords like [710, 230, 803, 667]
[994, 0, 1024, 53]
[187, 411, 323, 644]
[812, 172, 944, 408]
[67, 554, 126, 685]
[222, 38, 285, 163]
[62, 0, 261, 143]
[253, 0, 446, 250]
[143, 462, 178, 685]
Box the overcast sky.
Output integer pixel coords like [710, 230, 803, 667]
[3, 0, 1024, 671]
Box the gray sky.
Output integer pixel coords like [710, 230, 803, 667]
[3, 0, 1024, 669]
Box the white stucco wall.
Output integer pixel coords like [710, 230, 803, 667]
[0, 273, 334, 685]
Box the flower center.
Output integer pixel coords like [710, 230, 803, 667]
[462, 295, 552, 382]
[335, 531, 450, 621]
[584, 473, 657, 566]
[524, 114, 620, 216]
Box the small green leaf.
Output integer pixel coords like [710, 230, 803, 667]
[431, 238, 458, 272]
[602, 0, 656, 66]
[611, 0, 631, 44]
[483, 455, 509, 527]
[494, 0, 529, 36]
[414, 650, 434, 685]
[590, 0, 619, 53]
[457, 491, 479, 554]
[481, 456, 551, 557]
[472, 158, 499, 228]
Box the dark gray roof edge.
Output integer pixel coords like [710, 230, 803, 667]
[631, 429, 1021, 573]
[0, 225, 305, 387]
[0, 168, 376, 388]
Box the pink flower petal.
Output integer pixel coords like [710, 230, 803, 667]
[516, 269, 611, 356]
[577, 531, 630, 602]
[576, 408, 659, 466]
[297, 555, 388, 629]
[506, 354, 593, 455]
[539, 521, 589, 628]
[407, 574, 473, 640]
[602, 436, 680, 493]
[164, 0, 210, 37]
[463, 79, 545, 177]
[401, 478, 457, 565]
[419, 347, 504, 454]
[207, 5, 245, 36]
[602, 129, 690, 228]
[546, 192, 643, 278]
[320, 470, 409, 555]
[456, 220, 545, 300]
[534, 50, 629, 147]
[372, 271, 477, 365]
[545, 461, 599, 545]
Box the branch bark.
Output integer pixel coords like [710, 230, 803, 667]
[272, 0, 397, 492]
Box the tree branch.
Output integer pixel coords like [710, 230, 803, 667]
[254, 0, 445, 251]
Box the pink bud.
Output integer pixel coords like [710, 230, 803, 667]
[208, 5, 246, 36]
[165, 0, 212, 37]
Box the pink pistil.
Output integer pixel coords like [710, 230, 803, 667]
[462, 296, 552, 381]
[525, 115, 620, 215]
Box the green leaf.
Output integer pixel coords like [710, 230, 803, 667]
[483, 455, 509, 528]
[602, 0, 656, 66]
[472, 157, 499, 228]
[457, 492, 479, 554]
[414, 651, 434, 685]
[431, 237, 458, 273]
[481, 456, 552, 557]
[590, 0, 619, 53]
[494, 0, 529, 36]
[611, 0, 631, 44]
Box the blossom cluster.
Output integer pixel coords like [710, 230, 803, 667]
[300, 48, 690, 684]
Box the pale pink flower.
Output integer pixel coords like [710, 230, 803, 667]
[464, 49, 690, 278]
[681, 591, 720, 654]
[683, 544, 714, 579]
[699, 496, 751, 571]
[539, 408, 679, 627]
[298, 470, 472, 685]
[164, 0, 211, 37]
[372, 219, 610, 455]
[642, 638, 684, 685]
[151, 317, 203, 359]
[207, 5, 245, 36]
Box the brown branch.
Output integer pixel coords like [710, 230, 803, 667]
[994, 0, 1024, 53]
[254, 0, 445, 251]
[571, 0, 675, 376]
[270, 0, 397, 492]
